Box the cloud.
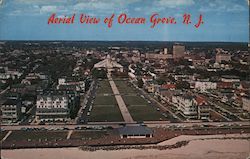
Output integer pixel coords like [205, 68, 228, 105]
[199, 0, 247, 12]
[133, 0, 195, 14]
[3, 0, 249, 16]
[73, 0, 140, 14]
[40, 6, 57, 13]
[14, 0, 67, 5]
[156, 0, 195, 8]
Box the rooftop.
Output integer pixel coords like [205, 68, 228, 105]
[2, 99, 20, 105]
[118, 126, 153, 135]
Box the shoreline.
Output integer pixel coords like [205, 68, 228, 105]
[1, 133, 249, 151]
[1, 136, 249, 159]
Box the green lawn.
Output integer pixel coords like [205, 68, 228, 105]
[70, 130, 108, 140]
[5, 131, 68, 142]
[90, 80, 123, 122]
[114, 80, 136, 94]
[123, 95, 148, 105]
[94, 96, 117, 105]
[127, 105, 165, 121]
[96, 80, 113, 94]
[115, 80, 166, 121]
[90, 104, 124, 122]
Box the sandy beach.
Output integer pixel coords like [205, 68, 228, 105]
[2, 134, 250, 159]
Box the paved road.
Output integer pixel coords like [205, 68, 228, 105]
[108, 76, 134, 123]
[2, 121, 250, 131]
[0, 86, 9, 95]
[76, 81, 96, 124]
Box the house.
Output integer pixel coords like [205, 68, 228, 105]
[221, 75, 240, 83]
[217, 82, 233, 89]
[161, 83, 176, 90]
[242, 97, 250, 112]
[144, 81, 156, 93]
[196, 96, 210, 120]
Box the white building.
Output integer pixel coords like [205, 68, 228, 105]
[172, 94, 197, 119]
[194, 81, 217, 92]
[221, 75, 240, 83]
[57, 77, 85, 92]
[36, 95, 69, 122]
[94, 55, 123, 74]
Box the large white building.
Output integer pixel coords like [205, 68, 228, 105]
[57, 77, 85, 92]
[194, 81, 217, 92]
[172, 94, 210, 120]
[172, 94, 197, 119]
[94, 55, 123, 74]
[36, 95, 69, 122]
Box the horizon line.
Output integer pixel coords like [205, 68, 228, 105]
[0, 40, 249, 44]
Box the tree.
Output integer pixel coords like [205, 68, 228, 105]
[156, 78, 165, 85]
[92, 69, 107, 79]
[176, 81, 190, 90]
[137, 78, 144, 88]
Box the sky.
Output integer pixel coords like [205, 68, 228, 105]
[0, 0, 249, 42]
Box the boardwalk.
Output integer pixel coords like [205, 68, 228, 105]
[108, 77, 134, 123]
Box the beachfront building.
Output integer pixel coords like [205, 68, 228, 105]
[118, 126, 153, 139]
[36, 94, 69, 122]
[172, 94, 198, 119]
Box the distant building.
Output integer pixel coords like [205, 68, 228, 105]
[221, 75, 240, 83]
[1, 99, 22, 124]
[242, 97, 250, 112]
[118, 126, 153, 138]
[57, 76, 85, 92]
[94, 55, 123, 74]
[144, 82, 156, 93]
[145, 53, 169, 60]
[36, 94, 69, 122]
[164, 48, 168, 54]
[217, 82, 233, 89]
[196, 96, 210, 120]
[173, 44, 185, 60]
[161, 83, 176, 91]
[194, 81, 217, 92]
[216, 53, 231, 63]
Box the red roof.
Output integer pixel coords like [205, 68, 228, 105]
[161, 84, 176, 89]
[196, 96, 207, 105]
[217, 82, 233, 89]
